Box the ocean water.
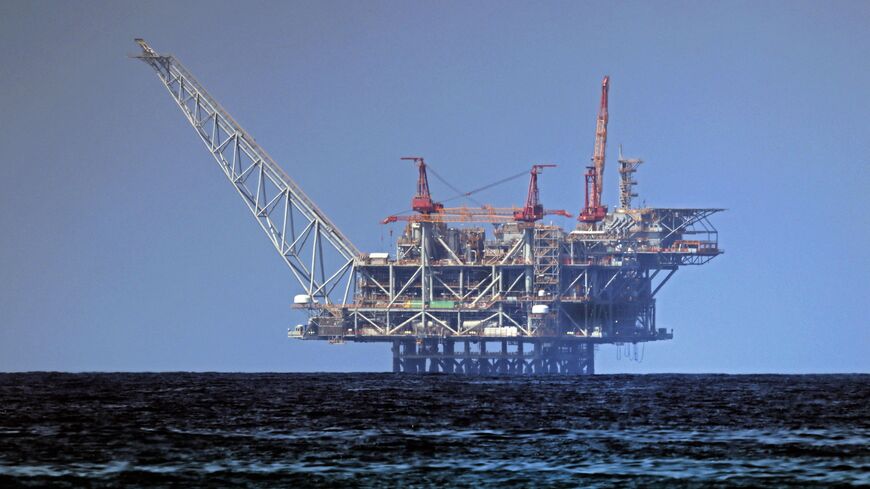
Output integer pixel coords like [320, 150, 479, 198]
[0, 373, 866, 487]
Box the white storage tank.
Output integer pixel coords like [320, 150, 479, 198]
[293, 294, 311, 305]
[462, 320, 483, 329]
[482, 326, 519, 337]
[531, 304, 549, 315]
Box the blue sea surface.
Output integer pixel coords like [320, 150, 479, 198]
[0, 373, 867, 487]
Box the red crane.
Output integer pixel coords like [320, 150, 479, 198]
[403, 156, 443, 215]
[579, 75, 610, 223]
[513, 164, 570, 222]
[383, 163, 570, 224]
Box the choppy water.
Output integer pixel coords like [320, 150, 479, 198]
[0, 373, 867, 487]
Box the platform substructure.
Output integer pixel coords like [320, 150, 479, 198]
[391, 338, 594, 375]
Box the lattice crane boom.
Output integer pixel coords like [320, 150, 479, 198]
[133, 39, 359, 306]
[579, 76, 610, 223]
[593, 75, 610, 197]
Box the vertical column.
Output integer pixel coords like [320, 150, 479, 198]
[420, 225, 428, 329]
[405, 339, 419, 373]
[499, 340, 509, 374]
[479, 341, 489, 375]
[585, 343, 595, 375]
[562, 343, 571, 374]
[444, 340, 455, 373]
[392, 340, 401, 373]
[568, 343, 581, 375]
[426, 339, 439, 373]
[523, 227, 534, 294]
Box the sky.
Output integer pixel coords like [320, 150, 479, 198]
[0, 0, 868, 373]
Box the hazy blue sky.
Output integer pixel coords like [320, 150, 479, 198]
[1, 1, 868, 373]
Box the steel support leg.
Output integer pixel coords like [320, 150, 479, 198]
[442, 340, 453, 373]
[392, 340, 401, 373]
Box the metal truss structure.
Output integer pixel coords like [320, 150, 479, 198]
[135, 40, 724, 375]
[133, 39, 358, 308]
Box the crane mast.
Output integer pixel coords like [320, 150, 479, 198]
[133, 39, 359, 307]
[514, 164, 562, 222]
[579, 75, 610, 223]
[404, 157, 443, 214]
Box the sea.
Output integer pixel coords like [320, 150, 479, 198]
[0, 373, 867, 487]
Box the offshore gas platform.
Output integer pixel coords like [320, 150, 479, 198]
[135, 40, 723, 375]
